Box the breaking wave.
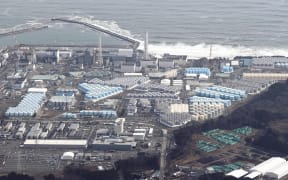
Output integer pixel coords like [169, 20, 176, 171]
[147, 43, 288, 59]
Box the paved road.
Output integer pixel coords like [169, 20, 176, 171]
[159, 129, 167, 180]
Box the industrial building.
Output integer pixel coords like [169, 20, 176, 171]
[13, 78, 27, 90]
[133, 132, 146, 141]
[61, 152, 75, 160]
[15, 122, 26, 139]
[69, 123, 80, 131]
[172, 80, 183, 86]
[160, 79, 171, 86]
[30, 74, 60, 81]
[114, 118, 125, 136]
[127, 99, 137, 116]
[245, 157, 286, 179]
[4, 122, 13, 131]
[26, 123, 42, 139]
[23, 139, 88, 149]
[265, 161, 288, 180]
[160, 113, 191, 127]
[57, 123, 65, 131]
[96, 129, 110, 137]
[226, 169, 248, 179]
[92, 138, 136, 151]
[226, 157, 288, 179]
[78, 83, 123, 102]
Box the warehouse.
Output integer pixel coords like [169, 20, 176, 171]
[265, 161, 288, 179]
[226, 169, 248, 179]
[91, 138, 136, 151]
[61, 152, 75, 160]
[244, 157, 287, 179]
[23, 139, 88, 149]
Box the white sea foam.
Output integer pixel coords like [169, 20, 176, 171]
[145, 43, 288, 59]
[66, 16, 133, 37]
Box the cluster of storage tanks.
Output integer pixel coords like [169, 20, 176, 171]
[189, 96, 231, 107]
[221, 66, 234, 73]
[62, 113, 77, 119]
[80, 110, 117, 118]
[104, 76, 150, 88]
[185, 67, 211, 77]
[78, 83, 123, 102]
[274, 62, 288, 68]
[195, 86, 246, 101]
[5, 93, 46, 117]
[190, 103, 225, 121]
[127, 92, 178, 99]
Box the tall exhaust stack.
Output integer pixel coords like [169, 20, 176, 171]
[145, 31, 149, 60]
[98, 32, 103, 66]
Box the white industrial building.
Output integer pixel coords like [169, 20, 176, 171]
[114, 118, 125, 136]
[4, 122, 13, 131]
[23, 139, 88, 149]
[26, 123, 42, 139]
[226, 157, 288, 179]
[172, 80, 183, 86]
[225, 169, 248, 179]
[69, 123, 80, 131]
[245, 157, 286, 179]
[133, 132, 146, 141]
[148, 128, 153, 137]
[28, 88, 47, 93]
[265, 161, 288, 179]
[61, 152, 75, 160]
[160, 79, 171, 86]
[134, 128, 147, 134]
[92, 138, 136, 151]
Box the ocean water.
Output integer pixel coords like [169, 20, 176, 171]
[1, 0, 288, 58]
